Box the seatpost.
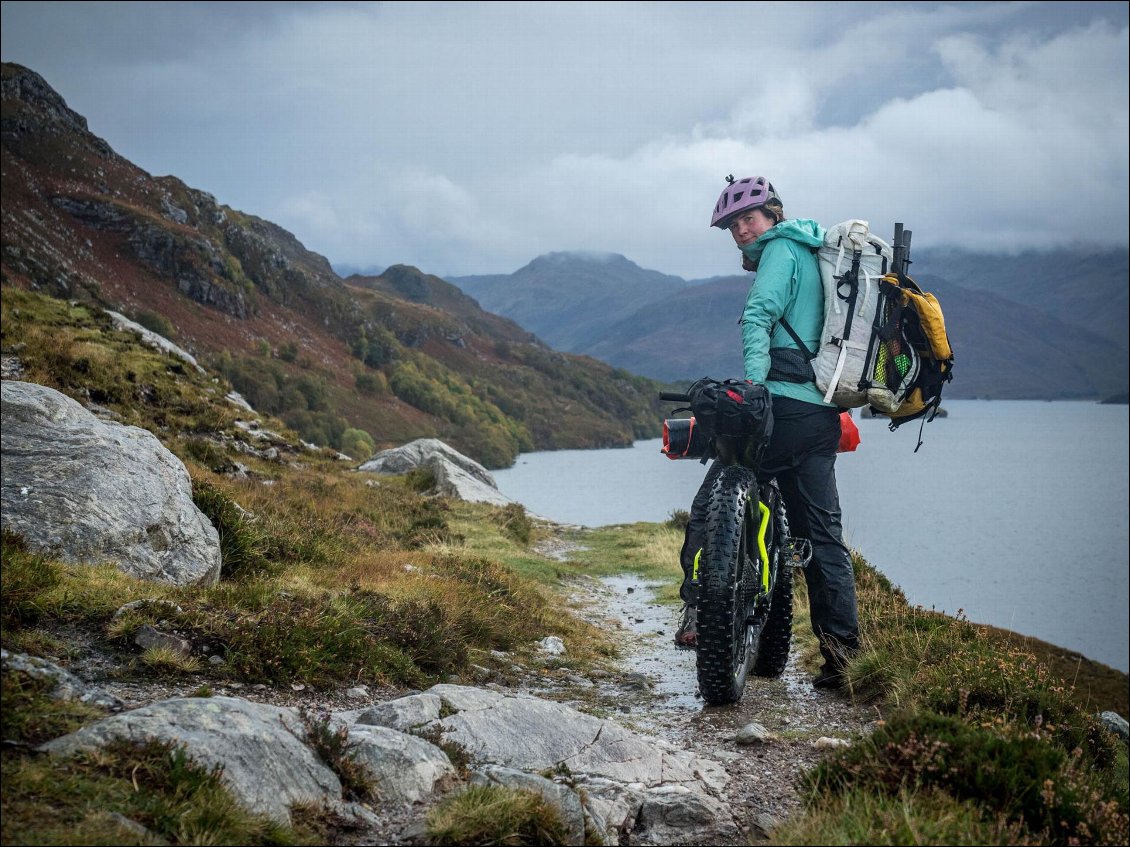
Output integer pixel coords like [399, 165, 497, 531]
[892, 223, 905, 278]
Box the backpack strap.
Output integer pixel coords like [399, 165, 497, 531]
[777, 317, 815, 361]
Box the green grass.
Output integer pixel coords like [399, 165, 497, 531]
[1, 736, 307, 845]
[772, 553, 1130, 846]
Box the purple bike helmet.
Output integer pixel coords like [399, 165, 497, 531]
[710, 175, 780, 228]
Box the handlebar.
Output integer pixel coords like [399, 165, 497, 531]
[659, 392, 691, 402]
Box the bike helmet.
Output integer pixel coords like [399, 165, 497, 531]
[710, 175, 780, 228]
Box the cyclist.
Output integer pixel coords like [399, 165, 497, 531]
[674, 176, 859, 690]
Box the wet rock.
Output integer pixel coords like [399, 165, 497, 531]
[417, 684, 727, 791]
[574, 777, 645, 842]
[635, 783, 740, 844]
[104, 812, 156, 840]
[133, 624, 192, 657]
[538, 636, 567, 656]
[106, 311, 204, 372]
[622, 672, 651, 691]
[357, 438, 513, 506]
[467, 664, 492, 682]
[353, 692, 442, 732]
[814, 736, 851, 749]
[753, 811, 782, 835]
[1101, 711, 1129, 742]
[111, 599, 185, 623]
[734, 722, 773, 744]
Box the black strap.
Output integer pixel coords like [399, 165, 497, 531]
[777, 317, 815, 361]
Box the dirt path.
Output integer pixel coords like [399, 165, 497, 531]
[561, 569, 877, 842]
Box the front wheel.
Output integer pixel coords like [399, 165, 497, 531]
[696, 466, 760, 705]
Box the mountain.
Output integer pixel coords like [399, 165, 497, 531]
[583, 276, 748, 380]
[914, 247, 1129, 351]
[449, 251, 687, 352]
[450, 247, 1128, 400]
[0, 63, 664, 468]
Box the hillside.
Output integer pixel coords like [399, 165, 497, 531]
[0, 62, 663, 468]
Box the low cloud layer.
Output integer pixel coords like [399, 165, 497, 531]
[3, 1, 1126, 278]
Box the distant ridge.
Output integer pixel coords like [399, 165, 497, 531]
[449, 251, 687, 352]
[446, 247, 1128, 399]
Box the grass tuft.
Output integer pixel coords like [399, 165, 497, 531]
[298, 708, 376, 801]
[425, 784, 570, 846]
[192, 478, 274, 580]
[492, 503, 534, 545]
[139, 644, 203, 675]
[1, 736, 305, 845]
[1, 531, 64, 631]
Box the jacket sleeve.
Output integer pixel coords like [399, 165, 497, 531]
[741, 241, 796, 383]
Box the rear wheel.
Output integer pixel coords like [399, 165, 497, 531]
[696, 466, 760, 705]
[752, 490, 795, 677]
[752, 533, 793, 677]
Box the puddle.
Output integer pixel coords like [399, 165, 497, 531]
[595, 574, 701, 712]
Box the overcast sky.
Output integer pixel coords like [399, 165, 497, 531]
[3, 1, 1127, 279]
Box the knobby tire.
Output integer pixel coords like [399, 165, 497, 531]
[752, 514, 793, 677]
[696, 465, 760, 705]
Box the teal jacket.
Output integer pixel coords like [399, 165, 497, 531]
[739, 218, 833, 407]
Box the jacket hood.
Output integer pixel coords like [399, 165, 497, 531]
[741, 218, 826, 265]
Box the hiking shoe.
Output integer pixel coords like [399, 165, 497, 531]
[674, 605, 698, 650]
[812, 666, 846, 690]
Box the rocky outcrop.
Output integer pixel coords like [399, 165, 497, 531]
[1, 649, 123, 710]
[106, 311, 204, 372]
[48, 197, 249, 319]
[35, 684, 736, 844]
[345, 724, 456, 806]
[0, 63, 114, 157]
[358, 438, 514, 506]
[40, 697, 341, 825]
[351, 684, 737, 845]
[0, 381, 222, 586]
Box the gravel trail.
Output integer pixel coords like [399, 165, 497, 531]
[562, 570, 877, 843]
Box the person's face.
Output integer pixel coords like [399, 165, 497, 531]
[728, 208, 775, 247]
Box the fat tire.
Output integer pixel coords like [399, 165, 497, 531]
[696, 465, 759, 705]
[752, 535, 793, 677]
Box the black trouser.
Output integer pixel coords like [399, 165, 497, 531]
[679, 396, 860, 670]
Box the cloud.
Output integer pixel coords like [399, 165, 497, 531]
[2, 2, 1126, 278]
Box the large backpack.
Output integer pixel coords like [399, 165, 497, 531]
[776, 220, 954, 447]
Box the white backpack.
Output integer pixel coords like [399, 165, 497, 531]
[809, 220, 918, 412]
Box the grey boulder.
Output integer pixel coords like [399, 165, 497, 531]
[346, 723, 456, 806]
[1, 381, 221, 586]
[1, 648, 123, 712]
[357, 438, 513, 506]
[39, 696, 341, 825]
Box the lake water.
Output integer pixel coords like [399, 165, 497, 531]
[493, 400, 1129, 673]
